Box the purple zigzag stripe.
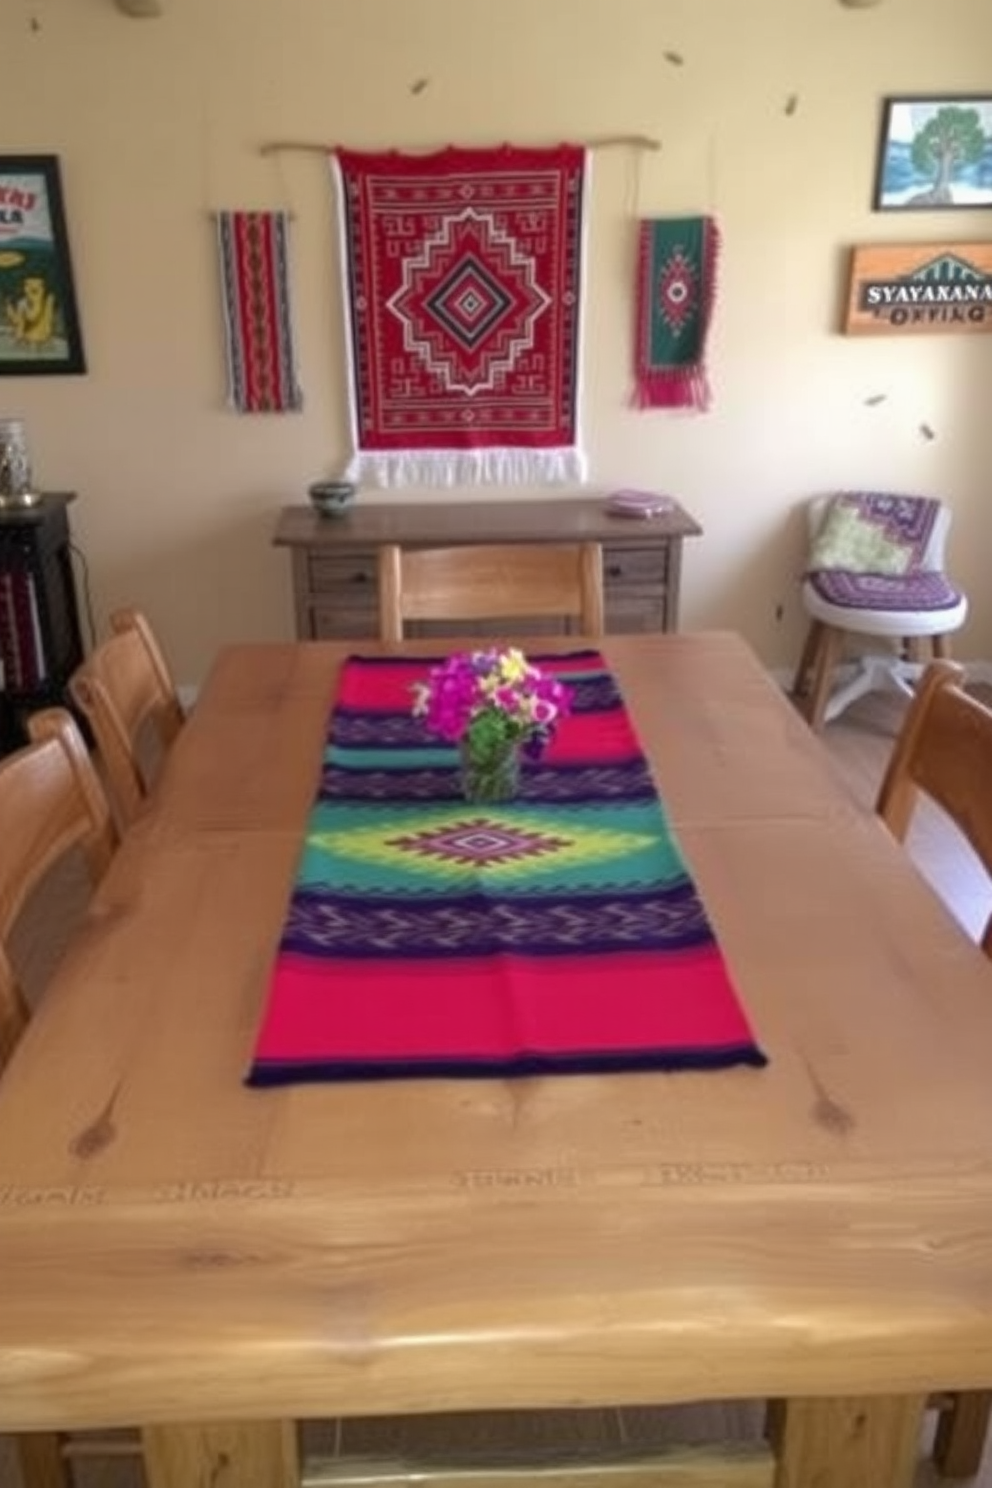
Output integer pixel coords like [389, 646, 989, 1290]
[280, 882, 707, 961]
[320, 759, 657, 804]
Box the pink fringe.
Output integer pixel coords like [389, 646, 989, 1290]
[631, 368, 712, 412]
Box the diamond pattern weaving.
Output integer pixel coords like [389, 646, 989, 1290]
[247, 652, 766, 1084]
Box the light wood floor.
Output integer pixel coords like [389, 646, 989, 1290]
[2, 686, 991, 1488]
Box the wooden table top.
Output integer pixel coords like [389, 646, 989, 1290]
[2, 632, 992, 1432]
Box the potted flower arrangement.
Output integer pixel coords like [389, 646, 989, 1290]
[412, 647, 572, 802]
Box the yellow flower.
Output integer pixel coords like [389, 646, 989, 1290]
[498, 648, 528, 684]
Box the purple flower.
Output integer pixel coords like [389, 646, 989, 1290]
[410, 648, 573, 754]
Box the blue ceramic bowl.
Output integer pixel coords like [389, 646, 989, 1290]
[308, 480, 356, 518]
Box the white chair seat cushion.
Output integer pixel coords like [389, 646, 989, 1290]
[803, 576, 968, 638]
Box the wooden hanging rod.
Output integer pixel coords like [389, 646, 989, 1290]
[259, 133, 661, 158]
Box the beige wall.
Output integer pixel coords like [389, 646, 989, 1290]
[2, 0, 990, 683]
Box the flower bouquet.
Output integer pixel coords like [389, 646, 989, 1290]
[412, 647, 572, 802]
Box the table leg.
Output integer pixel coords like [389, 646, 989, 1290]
[771, 1395, 925, 1488]
[142, 1420, 299, 1488]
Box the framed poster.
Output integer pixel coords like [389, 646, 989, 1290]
[0, 155, 86, 374]
[873, 96, 992, 211]
[843, 242, 992, 335]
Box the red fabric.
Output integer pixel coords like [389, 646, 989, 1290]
[217, 211, 302, 414]
[261, 948, 744, 1064]
[335, 145, 585, 456]
[0, 569, 43, 690]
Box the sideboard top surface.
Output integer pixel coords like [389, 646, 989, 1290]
[273, 494, 702, 549]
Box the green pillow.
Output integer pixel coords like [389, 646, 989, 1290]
[809, 498, 915, 575]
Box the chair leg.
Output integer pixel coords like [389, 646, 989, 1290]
[932, 633, 953, 660]
[792, 621, 825, 701]
[16, 1432, 71, 1488]
[932, 1390, 992, 1479]
[801, 626, 843, 732]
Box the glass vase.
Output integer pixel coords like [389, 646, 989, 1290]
[458, 739, 521, 804]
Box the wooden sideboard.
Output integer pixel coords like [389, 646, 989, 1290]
[0, 492, 85, 752]
[273, 495, 702, 639]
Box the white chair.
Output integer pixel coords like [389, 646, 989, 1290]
[792, 492, 967, 731]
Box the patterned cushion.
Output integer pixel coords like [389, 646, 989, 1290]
[808, 492, 940, 576]
[809, 569, 962, 612]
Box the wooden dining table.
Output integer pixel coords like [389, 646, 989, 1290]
[2, 631, 992, 1488]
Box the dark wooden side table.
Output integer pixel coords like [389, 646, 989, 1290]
[0, 492, 85, 751]
[273, 494, 702, 639]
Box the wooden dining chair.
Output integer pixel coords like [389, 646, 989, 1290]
[69, 606, 185, 828]
[0, 707, 121, 1488]
[377, 541, 605, 643]
[876, 659, 992, 1477]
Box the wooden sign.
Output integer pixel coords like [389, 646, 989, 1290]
[843, 241, 992, 335]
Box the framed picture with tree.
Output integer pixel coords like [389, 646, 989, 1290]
[0, 155, 86, 374]
[873, 97, 992, 211]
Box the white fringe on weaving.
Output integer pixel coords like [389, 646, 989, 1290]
[343, 446, 588, 489]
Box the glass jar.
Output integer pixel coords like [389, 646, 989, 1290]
[458, 738, 521, 804]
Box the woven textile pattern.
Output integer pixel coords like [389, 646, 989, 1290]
[809, 492, 940, 576]
[810, 569, 962, 612]
[0, 569, 44, 690]
[247, 652, 766, 1086]
[216, 211, 303, 414]
[333, 146, 587, 486]
[633, 216, 720, 411]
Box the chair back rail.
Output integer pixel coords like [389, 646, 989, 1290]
[0, 707, 116, 1074]
[69, 608, 184, 827]
[378, 542, 604, 643]
[876, 660, 992, 955]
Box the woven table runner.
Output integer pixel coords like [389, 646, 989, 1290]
[247, 652, 766, 1085]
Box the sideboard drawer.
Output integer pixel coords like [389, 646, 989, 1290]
[604, 592, 668, 634]
[602, 544, 671, 588]
[308, 602, 377, 639]
[308, 551, 378, 593]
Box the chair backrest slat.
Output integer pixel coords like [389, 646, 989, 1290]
[876, 661, 992, 955]
[378, 542, 604, 643]
[69, 607, 184, 828]
[0, 709, 117, 1075]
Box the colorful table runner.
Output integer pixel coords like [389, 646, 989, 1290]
[247, 652, 766, 1085]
